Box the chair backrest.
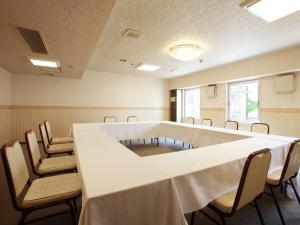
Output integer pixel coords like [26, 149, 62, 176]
[104, 116, 117, 123]
[280, 140, 300, 183]
[232, 149, 271, 212]
[202, 118, 212, 127]
[250, 123, 270, 134]
[44, 120, 53, 142]
[182, 117, 195, 125]
[1, 142, 30, 209]
[39, 123, 50, 152]
[25, 130, 41, 169]
[127, 116, 139, 122]
[224, 120, 239, 130]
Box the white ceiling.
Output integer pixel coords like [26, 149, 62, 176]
[87, 0, 300, 78]
[0, 0, 116, 78]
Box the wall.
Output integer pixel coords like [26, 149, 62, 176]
[11, 70, 170, 141]
[171, 45, 300, 137]
[171, 44, 300, 89]
[196, 74, 300, 137]
[0, 67, 12, 146]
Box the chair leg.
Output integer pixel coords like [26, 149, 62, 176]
[18, 212, 28, 225]
[143, 139, 146, 144]
[165, 137, 167, 142]
[190, 211, 196, 225]
[174, 140, 176, 145]
[254, 199, 265, 225]
[130, 140, 132, 145]
[73, 199, 78, 212]
[289, 178, 300, 205]
[156, 138, 159, 147]
[67, 201, 76, 225]
[183, 142, 185, 147]
[219, 214, 226, 225]
[269, 186, 287, 225]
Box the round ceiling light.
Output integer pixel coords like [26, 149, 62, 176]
[169, 44, 202, 61]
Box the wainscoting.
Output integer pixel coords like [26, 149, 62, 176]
[2, 105, 169, 143]
[0, 105, 12, 146]
[200, 107, 300, 137]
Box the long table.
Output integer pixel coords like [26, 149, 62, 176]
[73, 121, 298, 225]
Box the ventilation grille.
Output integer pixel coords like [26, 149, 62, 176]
[122, 29, 142, 39]
[16, 26, 48, 54]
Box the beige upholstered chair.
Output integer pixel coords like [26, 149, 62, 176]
[224, 120, 239, 130]
[104, 116, 117, 123]
[1, 142, 81, 225]
[250, 122, 270, 134]
[25, 130, 77, 176]
[44, 121, 73, 144]
[182, 117, 195, 125]
[202, 118, 212, 127]
[191, 149, 271, 225]
[265, 140, 300, 225]
[39, 123, 73, 156]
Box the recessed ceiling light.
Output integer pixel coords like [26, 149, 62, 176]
[136, 63, 160, 72]
[241, 0, 300, 23]
[29, 58, 60, 68]
[169, 44, 202, 61]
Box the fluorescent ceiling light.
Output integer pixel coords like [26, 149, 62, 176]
[136, 63, 160, 72]
[29, 58, 60, 68]
[241, 0, 300, 23]
[169, 44, 202, 61]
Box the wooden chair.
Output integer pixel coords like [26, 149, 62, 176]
[39, 123, 73, 156]
[1, 142, 81, 225]
[265, 139, 300, 225]
[44, 121, 73, 144]
[224, 120, 239, 130]
[251, 123, 270, 134]
[191, 149, 271, 225]
[202, 118, 212, 127]
[25, 130, 77, 176]
[126, 116, 146, 145]
[104, 116, 117, 123]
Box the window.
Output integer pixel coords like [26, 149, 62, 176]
[183, 88, 200, 119]
[228, 80, 259, 123]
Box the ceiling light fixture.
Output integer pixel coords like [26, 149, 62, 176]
[136, 63, 160, 72]
[169, 44, 202, 61]
[241, 0, 300, 23]
[29, 58, 60, 68]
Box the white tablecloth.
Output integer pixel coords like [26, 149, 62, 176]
[73, 121, 298, 225]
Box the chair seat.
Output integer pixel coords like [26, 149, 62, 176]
[211, 190, 237, 214]
[51, 136, 73, 144]
[267, 169, 283, 186]
[37, 155, 76, 174]
[48, 143, 73, 154]
[23, 173, 81, 208]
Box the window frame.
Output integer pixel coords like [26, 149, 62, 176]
[226, 79, 261, 124]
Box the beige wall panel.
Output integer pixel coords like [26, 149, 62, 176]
[0, 108, 12, 146]
[200, 108, 226, 128]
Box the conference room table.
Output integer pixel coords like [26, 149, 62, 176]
[73, 121, 298, 225]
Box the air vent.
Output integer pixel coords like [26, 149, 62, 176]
[122, 29, 142, 39]
[16, 26, 48, 54]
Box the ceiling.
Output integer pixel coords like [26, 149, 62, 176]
[1, 0, 300, 79]
[0, 0, 116, 78]
[87, 0, 300, 78]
